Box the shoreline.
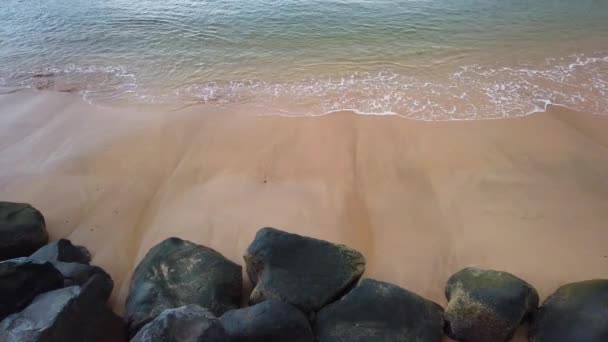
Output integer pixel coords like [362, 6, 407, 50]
[1, 89, 607, 330]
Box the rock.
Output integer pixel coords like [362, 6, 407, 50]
[444, 267, 539, 342]
[30, 238, 91, 264]
[315, 279, 444, 342]
[0, 280, 125, 342]
[131, 305, 228, 342]
[0, 202, 48, 260]
[0, 257, 64, 321]
[125, 237, 242, 337]
[529, 279, 608, 342]
[221, 300, 314, 342]
[53, 262, 114, 301]
[245, 227, 365, 313]
[31, 239, 111, 301]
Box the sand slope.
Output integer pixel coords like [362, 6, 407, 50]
[1, 89, 607, 339]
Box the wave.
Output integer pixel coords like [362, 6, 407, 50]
[1, 54, 607, 120]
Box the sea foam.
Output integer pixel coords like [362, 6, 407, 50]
[2, 54, 607, 121]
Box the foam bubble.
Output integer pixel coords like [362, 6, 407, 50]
[1, 54, 606, 120]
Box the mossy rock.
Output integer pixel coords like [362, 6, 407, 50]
[125, 237, 242, 337]
[315, 278, 444, 342]
[529, 279, 608, 342]
[245, 227, 365, 313]
[0, 202, 48, 261]
[444, 267, 539, 342]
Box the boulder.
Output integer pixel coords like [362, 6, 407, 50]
[0, 202, 48, 260]
[529, 279, 608, 342]
[53, 262, 114, 301]
[221, 300, 314, 342]
[245, 227, 365, 313]
[30, 238, 91, 264]
[130, 305, 228, 342]
[444, 267, 539, 342]
[0, 257, 64, 321]
[0, 281, 125, 342]
[31, 239, 112, 301]
[125, 237, 242, 337]
[315, 278, 444, 342]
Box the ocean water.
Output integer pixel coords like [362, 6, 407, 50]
[1, 0, 607, 119]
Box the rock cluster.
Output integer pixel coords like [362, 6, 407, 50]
[1, 201, 607, 341]
[0, 202, 124, 341]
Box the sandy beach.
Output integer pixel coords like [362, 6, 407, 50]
[1, 88, 607, 339]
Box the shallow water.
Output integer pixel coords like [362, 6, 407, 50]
[1, 0, 607, 119]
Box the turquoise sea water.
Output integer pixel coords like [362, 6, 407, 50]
[1, 0, 607, 119]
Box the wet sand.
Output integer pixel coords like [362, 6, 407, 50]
[1, 89, 607, 340]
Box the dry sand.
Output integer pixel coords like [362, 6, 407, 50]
[1, 89, 607, 340]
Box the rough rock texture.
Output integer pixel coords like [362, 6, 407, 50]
[0, 282, 125, 342]
[131, 305, 228, 342]
[0, 202, 49, 260]
[53, 262, 114, 301]
[0, 257, 64, 321]
[245, 227, 365, 313]
[221, 299, 314, 342]
[30, 238, 91, 264]
[529, 279, 608, 342]
[125, 237, 242, 337]
[315, 278, 444, 342]
[444, 267, 539, 342]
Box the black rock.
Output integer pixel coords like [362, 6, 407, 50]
[444, 267, 539, 342]
[125, 237, 242, 337]
[529, 279, 608, 342]
[0, 202, 49, 261]
[221, 300, 314, 342]
[31, 239, 112, 301]
[0, 257, 64, 321]
[131, 305, 228, 342]
[315, 278, 444, 342]
[0, 281, 125, 342]
[245, 227, 365, 313]
[53, 262, 114, 301]
[30, 238, 91, 264]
